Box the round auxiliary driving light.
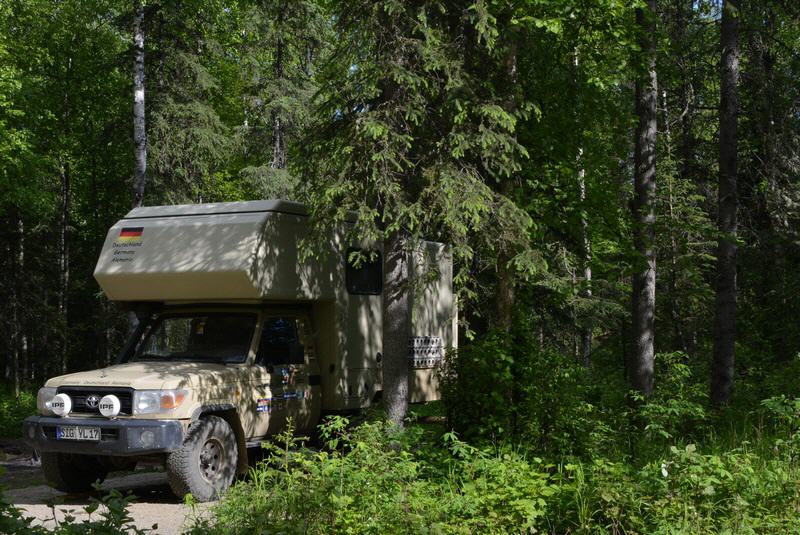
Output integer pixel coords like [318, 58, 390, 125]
[50, 393, 72, 416]
[98, 394, 121, 418]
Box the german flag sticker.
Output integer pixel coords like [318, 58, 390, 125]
[116, 227, 143, 243]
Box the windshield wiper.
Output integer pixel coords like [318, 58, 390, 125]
[133, 353, 169, 361]
[182, 355, 245, 364]
[135, 352, 239, 363]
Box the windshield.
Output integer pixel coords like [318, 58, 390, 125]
[133, 313, 257, 364]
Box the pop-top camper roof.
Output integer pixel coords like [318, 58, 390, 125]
[93, 200, 341, 302]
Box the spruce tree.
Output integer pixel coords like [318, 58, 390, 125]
[301, 0, 532, 425]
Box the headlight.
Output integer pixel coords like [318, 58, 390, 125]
[133, 390, 188, 415]
[37, 387, 57, 415]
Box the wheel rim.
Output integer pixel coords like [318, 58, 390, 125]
[199, 437, 225, 484]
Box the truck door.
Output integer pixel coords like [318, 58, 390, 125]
[251, 315, 321, 437]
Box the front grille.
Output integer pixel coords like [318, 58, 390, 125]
[56, 386, 134, 415]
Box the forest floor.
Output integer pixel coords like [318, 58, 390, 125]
[0, 443, 207, 534]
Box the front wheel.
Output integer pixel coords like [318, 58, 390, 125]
[40, 452, 108, 493]
[166, 415, 237, 502]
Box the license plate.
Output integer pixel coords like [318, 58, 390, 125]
[56, 426, 101, 441]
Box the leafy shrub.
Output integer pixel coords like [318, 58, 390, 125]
[439, 328, 612, 456]
[0, 478, 153, 534]
[0, 389, 36, 438]
[635, 352, 709, 448]
[193, 418, 558, 534]
[760, 395, 800, 459]
[545, 442, 800, 534]
[439, 331, 514, 439]
[645, 443, 800, 533]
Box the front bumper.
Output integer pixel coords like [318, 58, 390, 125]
[23, 416, 185, 456]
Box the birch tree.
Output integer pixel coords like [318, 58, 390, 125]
[132, 0, 147, 208]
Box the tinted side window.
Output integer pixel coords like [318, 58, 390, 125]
[345, 248, 382, 295]
[257, 317, 303, 365]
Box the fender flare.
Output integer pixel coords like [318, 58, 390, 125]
[190, 403, 236, 421]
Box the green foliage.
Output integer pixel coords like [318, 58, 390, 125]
[0, 389, 35, 438]
[760, 395, 800, 457]
[300, 0, 534, 288]
[635, 352, 709, 447]
[0, 3, 31, 207]
[149, 98, 232, 203]
[545, 443, 800, 534]
[440, 327, 618, 456]
[0, 482, 153, 534]
[190, 405, 800, 534]
[194, 418, 556, 534]
[0, 0, 331, 389]
[2, 0, 800, 531]
[439, 331, 800, 532]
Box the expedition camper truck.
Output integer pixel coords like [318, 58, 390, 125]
[23, 200, 456, 501]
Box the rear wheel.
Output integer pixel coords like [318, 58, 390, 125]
[166, 415, 237, 502]
[40, 452, 108, 493]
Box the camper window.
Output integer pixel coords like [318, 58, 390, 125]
[345, 248, 382, 295]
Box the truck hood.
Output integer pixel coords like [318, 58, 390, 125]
[44, 361, 231, 390]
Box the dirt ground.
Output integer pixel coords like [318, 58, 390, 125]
[1, 443, 212, 534]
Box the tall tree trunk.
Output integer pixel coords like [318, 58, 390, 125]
[711, 0, 740, 406]
[382, 228, 411, 427]
[494, 39, 519, 332]
[495, 179, 515, 332]
[661, 87, 688, 354]
[59, 161, 71, 374]
[495, 252, 515, 331]
[105, 300, 114, 367]
[574, 51, 592, 367]
[133, 0, 147, 208]
[10, 214, 22, 397]
[17, 217, 27, 389]
[271, 4, 287, 170]
[630, 0, 658, 396]
[128, 0, 147, 334]
[3, 238, 10, 385]
[11, 298, 20, 397]
[674, 0, 696, 354]
[577, 151, 592, 368]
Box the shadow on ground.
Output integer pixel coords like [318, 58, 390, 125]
[5, 471, 176, 506]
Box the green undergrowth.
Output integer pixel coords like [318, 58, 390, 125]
[183, 404, 800, 534]
[0, 479, 154, 534]
[0, 388, 35, 438]
[3, 332, 800, 533]
[188, 330, 800, 534]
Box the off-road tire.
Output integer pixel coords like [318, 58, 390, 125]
[40, 452, 108, 493]
[166, 415, 238, 502]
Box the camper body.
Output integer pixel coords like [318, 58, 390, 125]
[23, 200, 456, 500]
